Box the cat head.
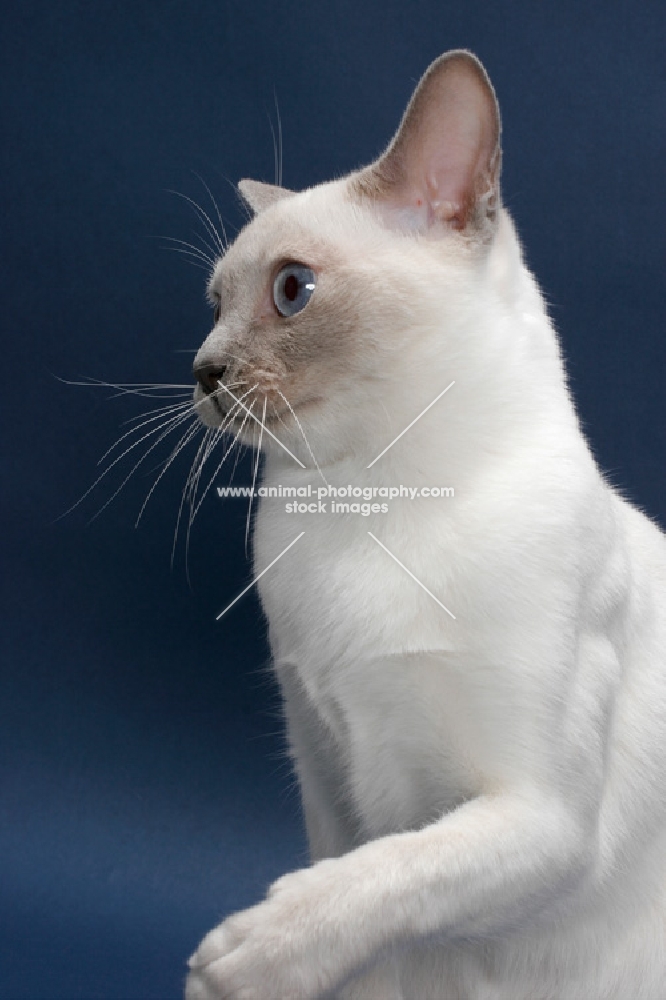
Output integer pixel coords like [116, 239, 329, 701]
[193, 50, 504, 466]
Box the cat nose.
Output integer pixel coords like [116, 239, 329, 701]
[193, 363, 227, 395]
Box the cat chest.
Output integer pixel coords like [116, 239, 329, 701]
[257, 501, 488, 834]
[301, 652, 484, 838]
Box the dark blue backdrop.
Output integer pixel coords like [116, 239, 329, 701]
[2, 3, 665, 998]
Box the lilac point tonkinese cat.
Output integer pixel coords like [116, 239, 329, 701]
[186, 51, 666, 999]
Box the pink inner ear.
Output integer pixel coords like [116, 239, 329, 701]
[372, 53, 501, 231]
[423, 115, 491, 226]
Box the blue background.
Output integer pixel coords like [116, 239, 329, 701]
[2, 2, 665, 998]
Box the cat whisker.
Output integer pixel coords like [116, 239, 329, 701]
[188, 384, 259, 526]
[173, 428, 213, 572]
[245, 396, 267, 556]
[188, 419, 222, 507]
[122, 398, 197, 427]
[158, 246, 213, 273]
[135, 419, 203, 527]
[184, 385, 252, 517]
[227, 416, 248, 485]
[206, 378, 251, 411]
[267, 92, 284, 189]
[270, 399, 290, 432]
[274, 89, 283, 188]
[192, 171, 230, 253]
[181, 259, 211, 273]
[276, 389, 327, 486]
[184, 433, 214, 537]
[99, 399, 197, 466]
[187, 424, 219, 508]
[106, 388, 194, 400]
[268, 115, 279, 190]
[185, 404, 254, 578]
[106, 389, 194, 399]
[184, 425, 222, 586]
[86, 410, 199, 524]
[188, 227, 221, 266]
[56, 406, 197, 521]
[121, 381, 245, 428]
[187, 426, 224, 527]
[54, 374, 195, 395]
[167, 189, 226, 259]
[215, 382, 306, 469]
[156, 237, 215, 267]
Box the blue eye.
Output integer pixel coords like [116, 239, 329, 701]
[273, 263, 316, 317]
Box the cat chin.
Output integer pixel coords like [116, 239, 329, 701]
[190, 384, 220, 428]
[193, 394, 224, 429]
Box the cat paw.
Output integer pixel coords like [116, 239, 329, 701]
[185, 863, 344, 1000]
[184, 969, 219, 1000]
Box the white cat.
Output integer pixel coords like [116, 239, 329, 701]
[185, 51, 666, 999]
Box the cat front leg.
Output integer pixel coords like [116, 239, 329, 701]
[185, 789, 593, 1000]
[278, 659, 360, 862]
[332, 955, 403, 1000]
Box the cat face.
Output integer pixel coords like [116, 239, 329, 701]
[194, 189, 375, 434]
[192, 50, 501, 465]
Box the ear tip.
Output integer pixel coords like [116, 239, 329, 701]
[237, 179, 295, 213]
[237, 178, 258, 211]
[419, 49, 501, 145]
[237, 178, 255, 197]
[425, 49, 494, 89]
[434, 48, 482, 65]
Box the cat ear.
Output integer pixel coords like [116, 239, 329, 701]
[352, 50, 501, 238]
[238, 179, 295, 214]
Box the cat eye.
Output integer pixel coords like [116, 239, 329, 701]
[273, 263, 316, 317]
[213, 300, 221, 324]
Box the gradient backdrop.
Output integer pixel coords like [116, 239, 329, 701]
[2, 2, 665, 998]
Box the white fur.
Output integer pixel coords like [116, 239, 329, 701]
[186, 55, 666, 1000]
